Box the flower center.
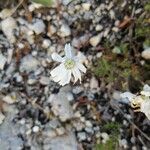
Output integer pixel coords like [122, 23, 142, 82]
[64, 59, 75, 69]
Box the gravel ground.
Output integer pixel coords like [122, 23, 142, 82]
[0, 0, 150, 150]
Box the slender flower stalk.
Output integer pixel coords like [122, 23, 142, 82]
[50, 43, 86, 86]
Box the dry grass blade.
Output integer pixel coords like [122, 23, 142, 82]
[112, 102, 150, 142]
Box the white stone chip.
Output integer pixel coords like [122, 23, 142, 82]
[141, 47, 150, 60]
[0, 54, 7, 70]
[1, 17, 17, 43]
[59, 24, 71, 37]
[0, 112, 5, 125]
[29, 19, 45, 34]
[89, 33, 103, 47]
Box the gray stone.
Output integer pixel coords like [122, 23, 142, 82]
[43, 132, 77, 150]
[0, 106, 23, 150]
[20, 55, 40, 73]
[48, 86, 74, 122]
[0, 53, 7, 70]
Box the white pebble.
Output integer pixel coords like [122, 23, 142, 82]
[2, 95, 17, 104]
[39, 76, 50, 85]
[27, 79, 37, 85]
[59, 24, 71, 37]
[29, 19, 45, 34]
[56, 127, 65, 135]
[0, 112, 5, 125]
[67, 93, 74, 101]
[0, 8, 13, 19]
[101, 132, 109, 143]
[78, 132, 86, 141]
[141, 48, 150, 60]
[95, 25, 103, 31]
[85, 120, 93, 127]
[90, 77, 99, 89]
[20, 55, 40, 73]
[32, 126, 40, 133]
[89, 33, 103, 47]
[1, 17, 17, 43]
[82, 3, 91, 11]
[42, 39, 51, 49]
[0, 54, 7, 70]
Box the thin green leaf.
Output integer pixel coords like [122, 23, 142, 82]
[31, 0, 53, 7]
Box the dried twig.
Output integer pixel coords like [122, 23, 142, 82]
[112, 102, 150, 142]
[9, 0, 25, 17]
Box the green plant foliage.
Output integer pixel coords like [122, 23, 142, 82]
[95, 122, 121, 150]
[95, 138, 117, 150]
[93, 55, 132, 83]
[103, 122, 121, 135]
[135, 2, 150, 43]
[144, 2, 150, 11]
[31, 0, 53, 7]
[94, 58, 112, 78]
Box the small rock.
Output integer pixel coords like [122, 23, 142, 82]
[95, 24, 103, 31]
[89, 33, 103, 47]
[0, 106, 23, 150]
[7, 48, 13, 64]
[0, 112, 5, 125]
[77, 132, 86, 141]
[20, 55, 40, 73]
[72, 86, 84, 94]
[90, 77, 98, 89]
[103, 28, 110, 37]
[39, 76, 50, 85]
[112, 27, 119, 32]
[47, 25, 57, 36]
[2, 94, 17, 104]
[62, 0, 72, 5]
[82, 3, 91, 11]
[32, 126, 40, 133]
[27, 78, 37, 85]
[85, 127, 94, 134]
[119, 139, 128, 149]
[48, 87, 74, 122]
[112, 91, 122, 100]
[42, 39, 51, 49]
[109, 10, 115, 19]
[0, 8, 13, 19]
[141, 48, 150, 60]
[28, 3, 43, 12]
[59, 24, 71, 37]
[0, 54, 7, 70]
[29, 19, 45, 34]
[43, 132, 77, 150]
[112, 46, 121, 54]
[1, 17, 17, 43]
[67, 93, 74, 101]
[85, 120, 93, 127]
[56, 127, 65, 135]
[13, 73, 23, 82]
[101, 132, 109, 143]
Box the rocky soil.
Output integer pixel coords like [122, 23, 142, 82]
[0, 0, 150, 150]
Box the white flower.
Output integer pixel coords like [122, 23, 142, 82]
[140, 98, 150, 120]
[140, 84, 150, 97]
[50, 43, 86, 86]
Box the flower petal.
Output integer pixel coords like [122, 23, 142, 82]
[50, 64, 64, 77]
[76, 62, 86, 73]
[51, 53, 64, 62]
[64, 43, 72, 59]
[72, 67, 81, 83]
[59, 70, 71, 86]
